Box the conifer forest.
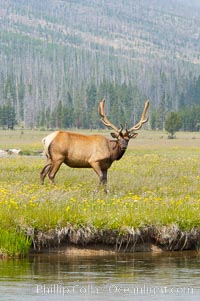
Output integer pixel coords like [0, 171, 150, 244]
[0, 0, 200, 131]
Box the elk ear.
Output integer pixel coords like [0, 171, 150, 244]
[128, 133, 138, 139]
[110, 132, 118, 139]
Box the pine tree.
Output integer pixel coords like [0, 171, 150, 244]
[165, 112, 182, 138]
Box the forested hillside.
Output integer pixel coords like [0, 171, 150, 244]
[0, 0, 200, 129]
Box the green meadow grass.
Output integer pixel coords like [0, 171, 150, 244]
[1, 129, 200, 256]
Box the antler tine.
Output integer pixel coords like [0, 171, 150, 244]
[128, 100, 150, 133]
[98, 99, 119, 133]
[119, 124, 123, 133]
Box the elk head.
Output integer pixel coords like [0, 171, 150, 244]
[98, 99, 149, 150]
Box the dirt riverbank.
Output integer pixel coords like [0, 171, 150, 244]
[28, 224, 200, 254]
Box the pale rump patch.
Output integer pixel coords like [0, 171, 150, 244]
[42, 131, 59, 158]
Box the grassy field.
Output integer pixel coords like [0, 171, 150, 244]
[1, 129, 200, 256]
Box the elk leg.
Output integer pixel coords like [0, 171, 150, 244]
[102, 170, 108, 193]
[48, 160, 63, 184]
[90, 162, 108, 192]
[40, 163, 52, 184]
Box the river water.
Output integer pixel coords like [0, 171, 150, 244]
[0, 251, 200, 301]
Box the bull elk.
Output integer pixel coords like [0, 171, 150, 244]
[40, 99, 149, 191]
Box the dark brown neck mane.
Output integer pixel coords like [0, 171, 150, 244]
[110, 140, 127, 161]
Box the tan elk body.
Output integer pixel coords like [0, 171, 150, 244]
[40, 99, 149, 191]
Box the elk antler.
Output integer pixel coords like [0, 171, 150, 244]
[98, 99, 121, 133]
[127, 100, 149, 133]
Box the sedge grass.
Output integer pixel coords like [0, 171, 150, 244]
[0, 228, 31, 257]
[1, 130, 200, 255]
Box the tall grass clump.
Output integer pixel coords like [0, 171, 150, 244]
[0, 228, 32, 258]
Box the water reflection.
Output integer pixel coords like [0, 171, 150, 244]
[0, 251, 200, 300]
